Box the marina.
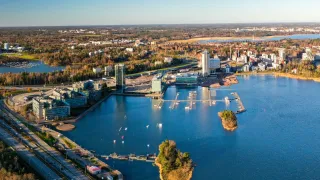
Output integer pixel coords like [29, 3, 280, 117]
[153, 88, 239, 110]
[64, 76, 320, 180]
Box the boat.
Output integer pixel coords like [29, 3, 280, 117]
[146, 125, 149, 128]
[125, 127, 128, 131]
[122, 141, 124, 144]
[121, 136, 124, 139]
[119, 127, 122, 132]
[158, 123, 163, 128]
[113, 140, 116, 144]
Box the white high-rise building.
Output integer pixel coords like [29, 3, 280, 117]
[4, 43, 9, 50]
[270, 53, 277, 63]
[201, 50, 209, 76]
[278, 48, 286, 61]
[305, 47, 312, 54]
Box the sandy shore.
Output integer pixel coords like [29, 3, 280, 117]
[236, 72, 320, 82]
[56, 124, 75, 131]
[169, 35, 283, 43]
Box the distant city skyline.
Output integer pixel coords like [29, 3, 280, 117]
[1, 0, 320, 27]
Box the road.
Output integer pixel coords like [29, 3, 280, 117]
[0, 102, 89, 180]
[10, 89, 55, 107]
[0, 122, 61, 180]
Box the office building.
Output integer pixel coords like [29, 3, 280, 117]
[201, 50, 209, 76]
[115, 64, 125, 91]
[52, 88, 87, 108]
[225, 64, 231, 73]
[261, 53, 269, 59]
[302, 53, 314, 61]
[4, 43, 9, 50]
[72, 80, 103, 102]
[33, 96, 70, 122]
[278, 48, 286, 61]
[93, 67, 102, 74]
[270, 53, 277, 63]
[242, 64, 250, 72]
[105, 65, 113, 76]
[175, 73, 198, 85]
[152, 74, 163, 93]
[164, 57, 173, 64]
[208, 58, 221, 74]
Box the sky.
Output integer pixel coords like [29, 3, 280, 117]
[1, 0, 320, 27]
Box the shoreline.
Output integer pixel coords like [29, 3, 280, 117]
[155, 158, 193, 180]
[155, 159, 164, 180]
[235, 72, 320, 82]
[169, 35, 285, 43]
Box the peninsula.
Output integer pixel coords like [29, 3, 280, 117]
[155, 140, 194, 180]
[218, 110, 238, 131]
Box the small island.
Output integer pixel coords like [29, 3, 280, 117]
[155, 140, 194, 180]
[218, 110, 238, 131]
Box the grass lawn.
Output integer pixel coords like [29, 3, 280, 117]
[1, 53, 37, 60]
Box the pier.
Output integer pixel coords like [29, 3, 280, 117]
[169, 92, 180, 109]
[231, 92, 246, 114]
[101, 153, 157, 163]
[185, 91, 197, 110]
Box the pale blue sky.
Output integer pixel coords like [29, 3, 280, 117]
[0, 0, 320, 26]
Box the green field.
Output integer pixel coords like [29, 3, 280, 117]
[1, 53, 37, 60]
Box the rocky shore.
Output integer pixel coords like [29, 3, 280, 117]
[156, 140, 193, 180]
[155, 159, 193, 180]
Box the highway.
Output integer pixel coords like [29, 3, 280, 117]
[0, 123, 61, 180]
[0, 102, 89, 180]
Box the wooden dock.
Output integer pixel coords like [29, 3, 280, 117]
[231, 92, 246, 114]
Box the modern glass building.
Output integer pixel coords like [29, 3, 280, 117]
[152, 73, 163, 93]
[115, 64, 125, 92]
[175, 73, 198, 85]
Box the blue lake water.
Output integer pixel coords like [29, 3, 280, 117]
[63, 75, 320, 180]
[200, 34, 320, 43]
[0, 61, 65, 73]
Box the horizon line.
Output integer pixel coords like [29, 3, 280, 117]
[1, 22, 320, 28]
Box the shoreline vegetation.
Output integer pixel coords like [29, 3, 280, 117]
[218, 110, 238, 131]
[235, 71, 320, 82]
[169, 35, 284, 43]
[156, 140, 193, 180]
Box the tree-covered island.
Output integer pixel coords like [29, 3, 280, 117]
[218, 110, 238, 131]
[155, 140, 194, 180]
